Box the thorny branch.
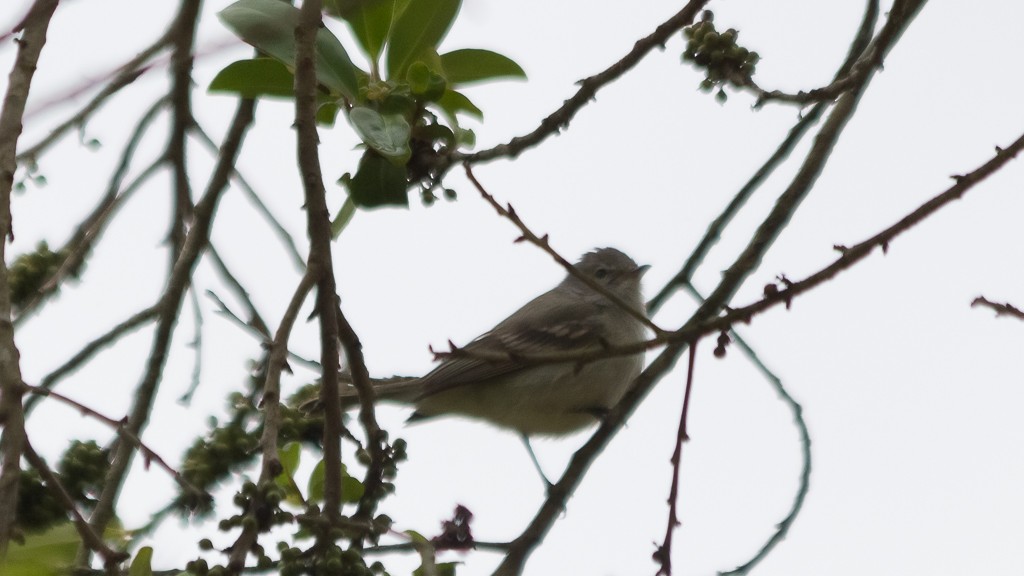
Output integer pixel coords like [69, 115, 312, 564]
[971, 296, 1024, 321]
[464, 163, 664, 336]
[433, 0, 712, 177]
[653, 343, 698, 576]
[24, 385, 209, 501]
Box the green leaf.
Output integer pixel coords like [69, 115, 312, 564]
[331, 196, 357, 238]
[348, 107, 412, 163]
[346, 151, 409, 208]
[1, 523, 79, 576]
[317, 101, 341, 125]
[305, 461, 368, 502]
[129, 547, 154, 576]
[219, 0, 360, 99]
[278, 442, 301, 476]
[440, 48, 526, 86]
[434, 89, 482, 121]
[406, 61, 431, 94]
[337, 0, 410, 68]
[209, 58, 295, 98]
[307, 460, 325, 503]
[407, 62, 446, 101]
[342, 473, 365, 503]
[385, 0, 461, 79]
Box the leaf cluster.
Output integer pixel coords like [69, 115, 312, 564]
[212, 0, 527, 208]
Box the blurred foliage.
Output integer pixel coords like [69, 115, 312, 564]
[7, 241, 71, 310]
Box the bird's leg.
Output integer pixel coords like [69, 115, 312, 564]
[519, 433, 554, 492]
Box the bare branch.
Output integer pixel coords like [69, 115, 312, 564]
[25, 305, 160, 413]
[24, 385, 209, 502]
[83, 91, 255, 556]
[971, 296, 1024, 322]
[0, 0, 58, 553]
[653, 344, 698, 576]
[16, 36, 172, 164]
[193, 124, 307, 271]
[294, 0, 347, 526]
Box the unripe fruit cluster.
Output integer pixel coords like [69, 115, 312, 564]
[682, 11, 759, 101]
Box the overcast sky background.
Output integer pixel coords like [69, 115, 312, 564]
[3, 0, 1024, 575]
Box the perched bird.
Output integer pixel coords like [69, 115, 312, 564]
[323, 247, 650, 438]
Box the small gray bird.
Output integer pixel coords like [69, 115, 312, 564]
[329, 247, 649, 437]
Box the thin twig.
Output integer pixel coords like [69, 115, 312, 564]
[710, 301, 811, 576]
[25, 305, 160, 413]
[206, 245, 271, 338]
[192, 124, 307, 271]
[180, 286, 204, 404]
[464, 163, 663, 335]
[16, 35, 172, 163]
[971, 296, 1024, 321]
[442, 0, 712, 176]
[83, 92, 256, 557]
[654, 342, 698, 576]
[205, 289, 322, 373]
[24, 385, 209, 501]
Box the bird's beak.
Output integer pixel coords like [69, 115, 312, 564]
[633, 264, 651, 277]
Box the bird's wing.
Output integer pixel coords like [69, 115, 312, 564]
[417, 299, 604, 398]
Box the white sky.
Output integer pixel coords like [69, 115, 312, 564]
[3, 0, 1024, 575]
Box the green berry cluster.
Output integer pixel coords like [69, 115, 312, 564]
[276, 541, 391, 576]
[217, 481, 293, 534]
[16, 439, 111, 534]
[7, 241, 71, 310]
[682, 11, 759, 102]
[58, 440, 108, 505]
[16, 469, 67, 533]
[180, 410, 260, 505]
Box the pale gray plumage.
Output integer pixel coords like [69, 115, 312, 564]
[333, 247, 649, 436]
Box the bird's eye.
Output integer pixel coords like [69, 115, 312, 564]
[594, 268, 608, 280]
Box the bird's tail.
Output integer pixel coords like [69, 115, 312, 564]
[299, 375, 420, 412]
